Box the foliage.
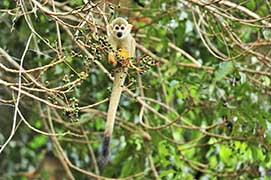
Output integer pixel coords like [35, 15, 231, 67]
[0, 0, 270, 179]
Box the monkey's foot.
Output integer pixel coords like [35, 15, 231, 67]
[109, 53, 117, 66]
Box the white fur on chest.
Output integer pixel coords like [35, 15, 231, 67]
[109, 35, 132, 56]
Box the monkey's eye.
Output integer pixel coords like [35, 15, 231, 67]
[114, 25, 119, 30]
[120, 25, 125, 30]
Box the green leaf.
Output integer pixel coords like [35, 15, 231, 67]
[34, 120, 42, 128]
[120, 158, 133, 177]
[30, 135, 48, 149]
[55, 64, 63, 74]
[262, 76, 270, 86]
[251, 146, 265, 161]
[159, 169, 175, 178]
[209, 156, 218, 168]
[219, 145, 232, 162]
[246, 1, 256, 10]
[166, 66, 178, 76]
[3, 0, 9, 8]
[263, 29, 271, 40]
[214, 61, 234, 81]
[158, 141, 169, 156]
[172, 127, 182, 141]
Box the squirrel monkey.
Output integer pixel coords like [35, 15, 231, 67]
[101, 17, 136, 165]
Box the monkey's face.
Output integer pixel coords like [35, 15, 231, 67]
[110, 23, 132, 40]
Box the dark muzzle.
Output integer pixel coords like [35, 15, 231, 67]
[117, 32, 123, 38]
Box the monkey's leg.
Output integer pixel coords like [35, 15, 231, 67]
[108, 53, 117, 66]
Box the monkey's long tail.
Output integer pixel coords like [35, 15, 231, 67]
[100, 69, 127, 166]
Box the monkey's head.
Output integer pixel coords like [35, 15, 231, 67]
[108, 17, 133, 40]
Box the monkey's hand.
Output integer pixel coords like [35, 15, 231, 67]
[117, 49, 131, 67]
[118, 49, 129, 59]
[109, 49, 130, 67]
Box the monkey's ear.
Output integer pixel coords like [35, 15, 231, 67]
[128, 24, 133, 31]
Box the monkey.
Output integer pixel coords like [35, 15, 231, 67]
[101, 17, 136, 166]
